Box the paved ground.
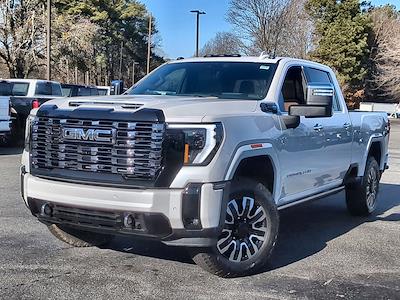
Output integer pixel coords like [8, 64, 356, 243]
[0, 121, 399, 300]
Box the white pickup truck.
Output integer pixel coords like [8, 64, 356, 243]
[21, 56, 390, 277]
[0, 80, 12, 140]
[7, 79, 63, 144]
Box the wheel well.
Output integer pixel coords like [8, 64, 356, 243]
[368, 142, 382, 166]
[232, 156, 274, 194]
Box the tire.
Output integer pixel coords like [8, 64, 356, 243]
[48, 224, 113, 247]
[190, 178, 279, 278]
[346, 156, 381, 216]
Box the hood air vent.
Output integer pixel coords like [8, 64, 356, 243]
[69, 101, 143, 110]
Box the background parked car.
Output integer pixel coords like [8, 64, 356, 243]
[61, 84, 100, 97]
[7, 79, 63, 144]
[96, 85, 111, 96]
[0, 80, 12, 143]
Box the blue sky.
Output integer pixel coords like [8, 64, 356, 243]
[139, 0, 400, 59]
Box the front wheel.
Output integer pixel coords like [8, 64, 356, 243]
[190, 178, 279, 277]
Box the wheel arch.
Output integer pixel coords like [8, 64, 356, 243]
[224, 143, 280, 201]
[359, 136, 385, 177]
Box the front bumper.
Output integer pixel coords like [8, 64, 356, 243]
[21, 171, 228, 247]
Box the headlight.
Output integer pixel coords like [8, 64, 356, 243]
[166, 123, 223, 165]
[24, 114, 37, 151]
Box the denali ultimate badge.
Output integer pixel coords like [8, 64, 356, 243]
[62, 128, 115, 143]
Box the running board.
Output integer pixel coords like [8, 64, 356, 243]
[277, 186, 345, 210]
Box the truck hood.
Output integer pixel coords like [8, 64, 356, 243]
[42, 95, 259, 122]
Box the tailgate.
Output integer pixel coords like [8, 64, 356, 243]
[0, 96, 10, 132]
[0, 96, 10, 120]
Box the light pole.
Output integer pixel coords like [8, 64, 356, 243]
[46, 0, 51, 80]
[190, 10, 206, 57]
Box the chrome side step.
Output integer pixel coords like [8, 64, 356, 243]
[277, 186, 345, 210]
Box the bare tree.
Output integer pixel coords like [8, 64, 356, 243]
[200, 32, 244, 56]
[51, 14, 98, 84]
[369, 6, 400, 102]
[227, 0, 312, 57]
[0, 0, 45, 78]
[277, 0, 313, 58]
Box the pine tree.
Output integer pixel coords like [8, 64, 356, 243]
[306, 0, 372, 91]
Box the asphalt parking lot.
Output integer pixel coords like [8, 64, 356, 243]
[0, 121, 399, 300]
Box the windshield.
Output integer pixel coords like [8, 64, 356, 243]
[129, 62, 277, 100]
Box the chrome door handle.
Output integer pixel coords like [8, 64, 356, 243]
[314, 124, 324, 131]
[343, 122, 351, 130]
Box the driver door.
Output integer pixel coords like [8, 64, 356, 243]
[277, 66, 328, 203]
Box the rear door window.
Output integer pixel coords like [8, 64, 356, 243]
[36, 82, 62, 96]
[11, 83, 29, 96]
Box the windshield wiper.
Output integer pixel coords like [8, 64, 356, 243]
[178, 94, 220, 98]
[144, 90, 177, 96]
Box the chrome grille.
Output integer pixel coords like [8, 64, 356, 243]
[31, 117, 165, 180]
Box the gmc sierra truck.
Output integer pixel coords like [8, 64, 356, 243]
[21, 56, 390, 277]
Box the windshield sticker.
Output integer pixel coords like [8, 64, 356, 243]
[260, 65, 270, 70]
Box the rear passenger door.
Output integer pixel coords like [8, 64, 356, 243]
[303, 67, 353, 185]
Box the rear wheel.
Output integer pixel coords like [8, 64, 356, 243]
[48, 224, 113, 247]
[190, 178, 279, 277]
[346, 157, 381, 216]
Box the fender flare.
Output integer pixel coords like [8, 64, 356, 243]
[224, 142, 280, 200]
[358, 134, 385, 177]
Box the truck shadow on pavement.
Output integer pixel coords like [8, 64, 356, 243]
[106, 183, 399, 271]
[267, 182, 400, 272]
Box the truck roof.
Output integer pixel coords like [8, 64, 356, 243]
[168, 56, 332, 72]
[6, 79, 61, 85]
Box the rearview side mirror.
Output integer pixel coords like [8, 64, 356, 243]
[289, 83, 334, 118]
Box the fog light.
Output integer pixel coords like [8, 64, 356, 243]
[41, 203, 53, 217]
[182, 183, 202, 230]
[124, 214, 135, 229]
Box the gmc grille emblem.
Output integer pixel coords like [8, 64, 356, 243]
[62, 128, 115, 143]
